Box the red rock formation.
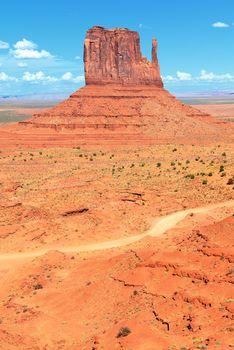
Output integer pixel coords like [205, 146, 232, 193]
[17, 25, 234, 145]
[84, 26, 163, 87]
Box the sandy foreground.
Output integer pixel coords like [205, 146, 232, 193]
[0, 102, 233, 349]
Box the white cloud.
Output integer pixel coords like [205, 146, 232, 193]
[61, 72, 84, 83]
[198, 69, 234, 81]
[0, 40, 9, 49]
[62, 72, 73, 80]
[162, 75, 177, 82]
[14, 48, 52, 59]
[0, 72, 17, 81]
[75, 55, 81, 60]
[22, 71, 58, 83]
[14, 38, 37, 49]
[212, 22, 229, 28]
[139, 24, 143, 28]
[176, 71, 192, 81]
[17, 62, 27, 68]
[162, 69, 234, 84]
[12, 38, 53, 59]
[20, 71, 84, 84]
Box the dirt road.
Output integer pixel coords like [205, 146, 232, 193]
[0, 200, 233, 261]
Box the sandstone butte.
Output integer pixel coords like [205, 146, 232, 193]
[1, 25, 231, 147]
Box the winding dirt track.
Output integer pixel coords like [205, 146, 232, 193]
[0, 200, 233, 261]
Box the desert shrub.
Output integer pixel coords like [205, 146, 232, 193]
[219, 165, 224, 172]
[156, 162, 161, 167]
[34, 283, 43, 290]
[227, 178, 234, 185]
[220, 172, 226, 177]
[116, 327, 131, 338]
[208, 172, 213, 177]
[185, 174, 195, 179]
[202, 179, 208, 185]
[222, 152, 226, 156]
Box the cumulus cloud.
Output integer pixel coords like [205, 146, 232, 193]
[12, 38, 53, 59]
[14, 38, 37, 50]
[212, 22, 229, 28]
[176, 71, 192, 81]
[22, 71, 58, 83]
[198, 69, 234, 81]
[14, 48, 52, 59]
[17, 62, 27, 68]
[61, 72, 84, 83]
[0, 72, 17, 81]
[21, 71, 84, 84]
[0, 40, 9, 49]
[162, 75, 177, 82]
[162, 69, 234, 84]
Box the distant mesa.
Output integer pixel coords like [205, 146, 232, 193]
[19, 26, 234, 145]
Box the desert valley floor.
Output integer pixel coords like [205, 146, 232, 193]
[0, 98, 234, 349]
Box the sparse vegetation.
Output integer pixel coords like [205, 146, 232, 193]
[34, 283, 43, 290]
[116, 327, 131, 338]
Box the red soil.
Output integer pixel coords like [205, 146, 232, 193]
[0, 208, 233, 350]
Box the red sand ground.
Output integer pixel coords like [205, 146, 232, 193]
[0, 203, 233, 350]
[0, 96, 233, 350]
[0, 136, 233, 349]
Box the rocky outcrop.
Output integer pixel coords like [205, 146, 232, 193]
[84, 26, 163, 87]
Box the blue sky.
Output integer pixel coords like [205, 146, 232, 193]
[0, 0, 234, 95]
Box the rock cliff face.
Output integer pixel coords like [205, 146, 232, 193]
[84, 26, 163, 87]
